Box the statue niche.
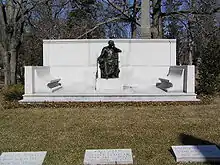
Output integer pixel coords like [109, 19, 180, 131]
[97, 40, 122, 79]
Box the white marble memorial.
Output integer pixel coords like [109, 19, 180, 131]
[0, 151, 47, 165]
[83, 149, 133, 165]
[20, 39, 199, 102]
[172, 145, 220, 162]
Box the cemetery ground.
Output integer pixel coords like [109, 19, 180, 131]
[0, 97, 220, 165]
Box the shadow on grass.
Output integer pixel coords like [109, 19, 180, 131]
[171, 133, 220, 165]
[179, 133, 219, 147]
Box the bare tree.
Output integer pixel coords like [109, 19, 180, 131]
[0, 0, 46, 85]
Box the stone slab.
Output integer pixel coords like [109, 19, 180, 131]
[83, 149, 133, 165]
[0, 151, 47, 165]
[171, 145, 220, 162]
[20, 92, 199, 103]
[96, 78, 123, 92]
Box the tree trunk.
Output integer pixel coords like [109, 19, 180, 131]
[188, 0, 195, 65]
[152, 15, 162, 38]
[188, 36, 193, 65]
[141, 0, 151, 38]
[158, 16, 163, 38]
[152, 0, 162, 38]
[2, 50, 10, 85]
[131, 0, 137, 38]
[10, 49, 17, 84]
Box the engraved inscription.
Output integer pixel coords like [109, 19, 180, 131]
[84, 149, 133, 165]
[172, 145, 220, 163]
[0, 152, 47, 165]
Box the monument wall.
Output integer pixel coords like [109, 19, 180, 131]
[37, 39, 176, 93]
[22, 39, 198, 102]
[43, 39, 176, 67]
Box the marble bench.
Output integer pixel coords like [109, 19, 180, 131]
[156, 66, 184, 92]
[36, 68, 62, 93]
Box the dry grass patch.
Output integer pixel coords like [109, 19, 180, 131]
[0, 98, 220, 165]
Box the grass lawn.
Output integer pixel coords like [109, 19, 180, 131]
[0, 98, 220, 165]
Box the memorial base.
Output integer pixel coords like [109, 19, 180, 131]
[20, 93, 198, 103]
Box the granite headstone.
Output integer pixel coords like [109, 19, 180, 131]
[83, 149, 133, 165]
[0, 151, 47, 165]
[172, 145, 220, 162]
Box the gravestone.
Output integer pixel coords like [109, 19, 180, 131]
[83, 149, 133, 165]
[171, 145, 220, 162]
[0, 151, 47, 165]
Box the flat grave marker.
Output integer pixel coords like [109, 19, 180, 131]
[0, 151, 47, 165]
[171, 145, 220, 163]
[83, 149, 133, 165]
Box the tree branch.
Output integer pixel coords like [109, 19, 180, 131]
[54, 0, 70, 19]
[77, 17, 122, 39]
[103, 0, 141, 26]
[162, 7, 220, 17]
[15, 0, 51, 22]
[0, 2, 8, 24]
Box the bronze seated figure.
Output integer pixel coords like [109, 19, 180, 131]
[97, 40, 122, 79]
